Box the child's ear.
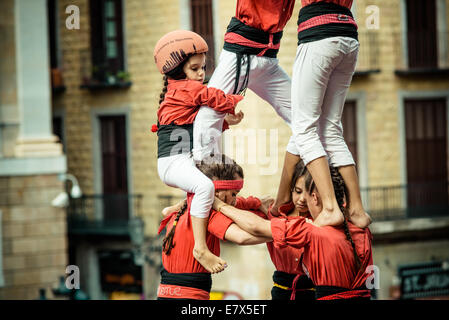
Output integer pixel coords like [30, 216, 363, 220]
[311, 192, 319, 206]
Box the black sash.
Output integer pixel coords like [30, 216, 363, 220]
[223, 17, 283, 58]
[157, 122, 193, 158]
[297, 2, 358, 45]
[271, 271, 315, 301]
[159, 267, 212, 292]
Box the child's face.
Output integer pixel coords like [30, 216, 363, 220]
[183, 53, 206, 83]
[215, 189, 239, 206]
[291, 176, 309, 214]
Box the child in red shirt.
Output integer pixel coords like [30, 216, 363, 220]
[153, 30, 244, 274]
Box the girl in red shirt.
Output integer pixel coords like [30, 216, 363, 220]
[267, 161, 315, 300]
[153, 30, 244, 274]
[157, 156, 271, 300]
[214, 160, 373, 300]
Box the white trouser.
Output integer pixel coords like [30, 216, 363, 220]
[158, 154, 214, 219]
[291, 36, 359, 167]
[192, 49, 298, 161]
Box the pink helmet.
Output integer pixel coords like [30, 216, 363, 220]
[153, 30, 208, 74]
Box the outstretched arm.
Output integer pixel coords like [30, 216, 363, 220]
[224, 223, 271, 245]
[214, 197, 272, 238]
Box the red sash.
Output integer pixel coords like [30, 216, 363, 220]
[157, 284, 210, 300]
[298, 13, 358, 33]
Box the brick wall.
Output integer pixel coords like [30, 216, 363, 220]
[0, 175, 68, 299]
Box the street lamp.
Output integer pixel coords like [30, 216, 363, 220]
[51, 173, 83, 208]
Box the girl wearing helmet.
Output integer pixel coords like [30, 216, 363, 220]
[153, 30, 244, 274]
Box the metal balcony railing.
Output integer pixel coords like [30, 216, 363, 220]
[157, 183, 449, 223]
[67, 194, 142, 236]
[360, 182, 449, 221]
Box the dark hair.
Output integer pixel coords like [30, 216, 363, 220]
[196, 154, 244, 183]
[162, 154, 243, 254]
[303, 166, 362, 271]
[290, 160, 307, 192]
[162, 200, 188, 255]
[158, 60, 188, 106]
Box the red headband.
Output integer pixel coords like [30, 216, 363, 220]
[213, 180, 244, 191]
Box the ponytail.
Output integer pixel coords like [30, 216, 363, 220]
[162, 201, 188, 255]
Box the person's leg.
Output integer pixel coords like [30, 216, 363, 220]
[249, 58, 301, 214]
[338, 165, 371, 227]
[291, 38, 345, 226]
[159, 154, 227, 273]
[318, 37, 371, 228]
[192, 50, 248, 162]
[248, 57, 292, 125]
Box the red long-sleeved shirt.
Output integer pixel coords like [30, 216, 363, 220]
[157, 79, 243, 126]
[159, 195, 262, 274]
[235, 0, 296, 33]
[271, 217, 373, 289]
[266, 203, 312, 275]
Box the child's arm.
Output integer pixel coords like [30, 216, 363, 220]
[214, 197, 312, 250]
[214, 197, 272, 238]
[192, 85, 243, 115]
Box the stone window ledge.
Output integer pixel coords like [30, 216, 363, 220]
[0, 155, 67, 176]
[371, 216, 449, 244]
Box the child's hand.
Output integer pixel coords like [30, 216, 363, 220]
[224, 111, 244, 126]
[258, 196, 275, 215]
[213, 197, 227, 212]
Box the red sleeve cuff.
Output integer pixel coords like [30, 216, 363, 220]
[208, 210, 234, 240]
[270, 218, 288, 249]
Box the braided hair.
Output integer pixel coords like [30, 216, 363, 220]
[158, 59, 189, 106]
[329, 166, 362, 271]
[158, 75, 169, 106]
[303, 166, 361, 271]
[162, 200, 188, 255]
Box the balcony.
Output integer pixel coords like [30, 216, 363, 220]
[394, 30, 449, 77]
[79, 49, 132, 91]
[361, 182, 449, 222]
[67, 194, 142, 237]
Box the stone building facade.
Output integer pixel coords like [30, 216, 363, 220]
[1, 0, 448, 300]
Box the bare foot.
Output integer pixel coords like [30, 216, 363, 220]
[162, 199, 186, 217]
[193, 246, 227, 274]
[313, 207, 345, 227]
[348, 206, 372, 228]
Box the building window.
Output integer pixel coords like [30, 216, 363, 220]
[88, 0, 125, 84]
[404, 98, 448, 216]
[47, 0, 65, 91]
[342, 100, 358, 167]
[190, 0, 215, 79]
[99, 115, 129, 222]
[405, 0, 438, 69]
